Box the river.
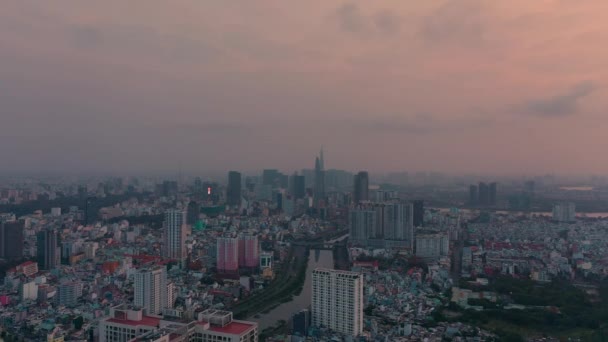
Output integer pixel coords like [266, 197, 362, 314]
[434, 208, 608, 218]
[250, 248, 335, 330]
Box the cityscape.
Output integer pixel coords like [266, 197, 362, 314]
[2, 158, 608, 341]
[3, 1, 608, 342]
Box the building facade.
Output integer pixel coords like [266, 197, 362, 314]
[353, 171, 369, 204]
[311, 268, 364, 336]
[217, 237, 239, 273]
[163, 209, 188, 261]
[134, 266, 169, 315]
[0, 220, 24, 260]
[226, 171, 242, 207]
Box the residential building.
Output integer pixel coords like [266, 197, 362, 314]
[312, 268, 364, 336]
[134, 266, 170, 315]
[238, 235, 259, 269]
[163, 209, 188, 261]
[217, 237, 239, 273]
[553, 202, 576, 223]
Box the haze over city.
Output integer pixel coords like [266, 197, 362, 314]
[2, 1, 608, 175]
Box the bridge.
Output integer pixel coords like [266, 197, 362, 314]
[291, 238, 348, 250]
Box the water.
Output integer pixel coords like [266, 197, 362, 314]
[559, 186, 594, 191]
[250, 249, 334, 329]
[434, 207, 608, 219]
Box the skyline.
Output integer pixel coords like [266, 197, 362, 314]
[2, 1, 608, 175]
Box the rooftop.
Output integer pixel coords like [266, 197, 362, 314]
[106, 316, 160, 327]
[207, 321, 255, 335]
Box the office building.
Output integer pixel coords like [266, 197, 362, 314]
[312, 268, 364, 336]
[99, 306, 160, 342]
[238, 235, 259, 269]
[291, 173, 306, 199]
[313, 149, 325, 207]
[194, 309, 258, 342]
[489, 182, 497, 205]
[469, 185, 478, 205]
[262, 169, 280, 187]
[217, 237, 239, 273]
[325, 169, 354, 190]
[187, 201, 199, 225]
[413, 200, 424, 227]
[353, 171, 369, 204]
[134, 266, 170, 315]
[478, 182, 489, 205]
[553, 202, 576, 223]
[37, 229, 59, 270]
[524, 180, 535, 193]
[85, 196, 97, 225]
[99, 306, 258, 342]
[163, 209, 188, 261]
[226, 171, 242, 207]
[291, 309, 311, 337]
[0, 220, 24, 260]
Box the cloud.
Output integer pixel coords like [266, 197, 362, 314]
[420, 0, 486, 46]
[524, 81, 598, 117]
[332, 2, 401, 36]
[374, 10, 401, 34]
[70, 25, 103, 49]
[344, 114, 491, 134]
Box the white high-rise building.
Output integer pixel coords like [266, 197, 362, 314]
[163, 209, 188, 261]
[312, 268, 364, 336]
[552, 202, 576, 223]
[134, 266, 170, 315]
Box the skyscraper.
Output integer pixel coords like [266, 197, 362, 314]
[262, 169, 280, 187]
[163, 209, 187, 261]
[37, 229, 59, 270]
[478, 182, 489, 205]
[382, 201, 414, 249]
[312, 268, 364, 336]
[0, 220, 24, 260]
[291, 173, 306, 199]
[238, 234, 259, 269]
[187, 201, 199, 225]
[217, 237, 239, 273]
[84, 196, 97, 225]
[469, 185, 478, 205]
[134, 266, 169, 315]
[353, 171, 369, 204]
[349, 206, 377, 245]
[226, 171, 242, 207]
[313, 152, 325, 207]
[489, 182, 497, 205]
[413, 200, 424, 227]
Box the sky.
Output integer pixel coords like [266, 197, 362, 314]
[2, 1, 608, 176]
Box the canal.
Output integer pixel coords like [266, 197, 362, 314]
[250, 248, 334, 330]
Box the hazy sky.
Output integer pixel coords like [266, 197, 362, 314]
[2, 1, 607, 175]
